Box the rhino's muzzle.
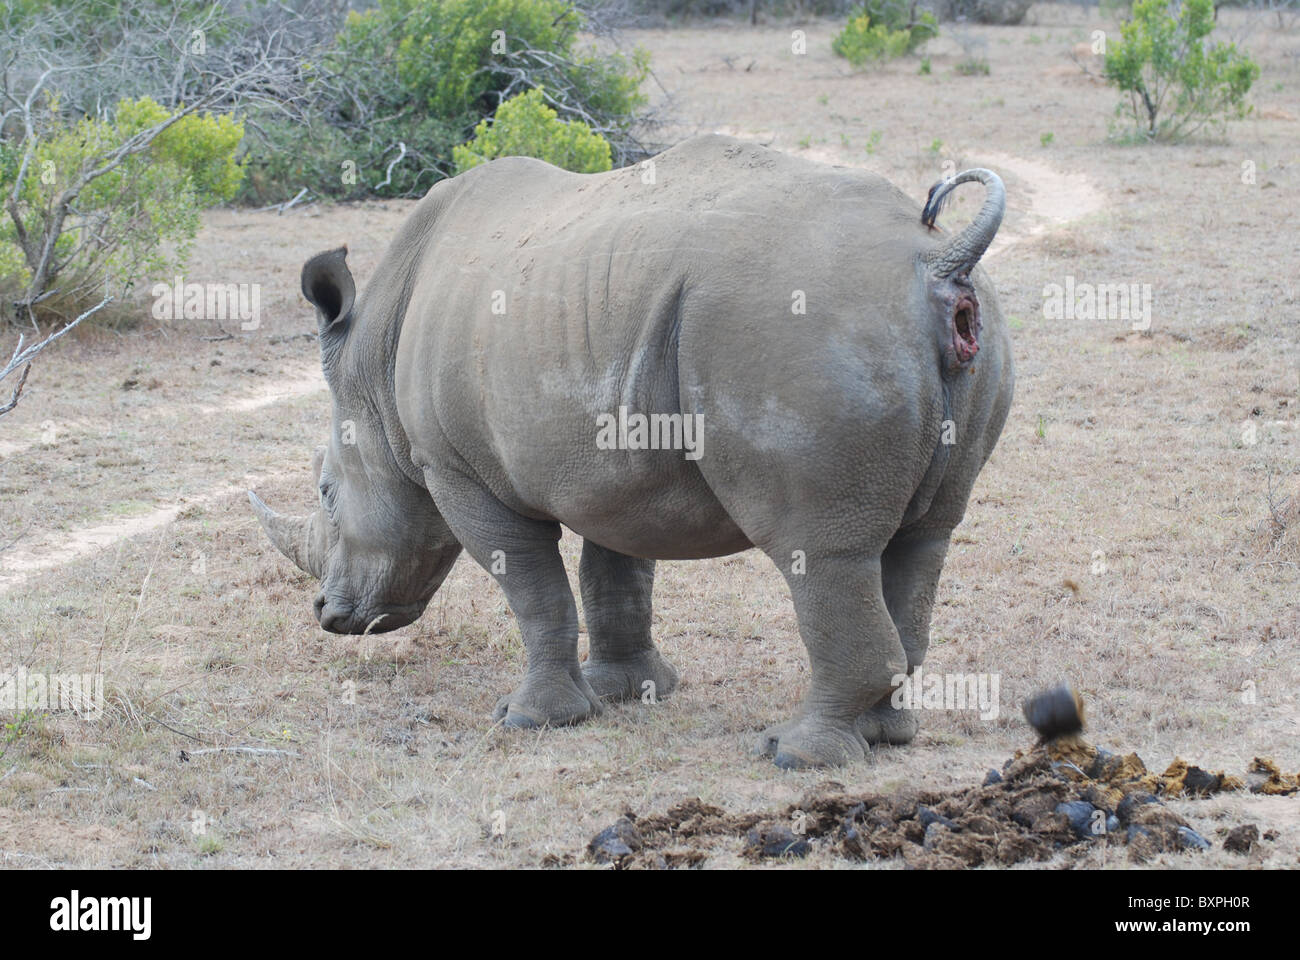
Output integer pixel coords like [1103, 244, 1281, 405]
[313, 594, 421, 635]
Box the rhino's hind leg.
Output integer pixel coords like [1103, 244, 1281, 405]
[578, 540, 678, 703]
[424, 468, 601, 729]
[757, 553, 908, 769]
[854, 530, 955, 745]
[855, 700, 920, 745]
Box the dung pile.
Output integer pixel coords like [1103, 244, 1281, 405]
[586, 739, 1297, 869]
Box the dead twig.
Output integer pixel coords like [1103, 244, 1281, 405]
[277, 187, 310, 215]
[0, 295, 111, 417]
[374, 143, 407, 192]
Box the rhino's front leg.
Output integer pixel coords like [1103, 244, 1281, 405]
[424, 468, 601, 729]
[578, 540, 678, 703]
[758, 554, 908, 769]
[855, 530, 953, 745]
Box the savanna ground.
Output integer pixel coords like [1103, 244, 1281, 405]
[1, 6, 1297, 869]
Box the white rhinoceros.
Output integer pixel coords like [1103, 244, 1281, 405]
[250, 134, 1014, 768]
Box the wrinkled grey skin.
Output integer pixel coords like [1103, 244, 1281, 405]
[250, 135, 1014, 769]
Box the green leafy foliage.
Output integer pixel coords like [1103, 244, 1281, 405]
[452, 88, 613, 174]
[832, 0, 937, 68]
[0, 97, 244, 320]
[1103, 0, 1259, 140]
[241, 0, 648, 203]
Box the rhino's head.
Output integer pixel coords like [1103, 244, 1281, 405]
[249, 247, 462, 634]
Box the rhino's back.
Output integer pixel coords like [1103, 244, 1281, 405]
[409, 132, 937, 400]
[428, 134, 923, 274]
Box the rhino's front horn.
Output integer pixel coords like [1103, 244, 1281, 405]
[248, 491, 323, 578]
[921, 168, 1006, 280]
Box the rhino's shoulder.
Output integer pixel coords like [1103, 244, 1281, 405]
[444, 153, 576, 193]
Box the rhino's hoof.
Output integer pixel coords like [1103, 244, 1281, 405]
[856, 702, 920, 745]
[492, 672, 602, 728]
[757, 717, 868, 769]
[498, 705, 543, 729]
[582, 651, 680, 703]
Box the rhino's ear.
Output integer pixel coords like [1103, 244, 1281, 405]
[301, 246, 355, 336]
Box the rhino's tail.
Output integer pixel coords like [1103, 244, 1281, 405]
[921, 168, 1005, 280]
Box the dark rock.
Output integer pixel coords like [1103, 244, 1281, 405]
[1116, 791, 1159, 825]
[983, 768, 1002, 786]
[917, 804, 957, 830]
[1222, 824, 1259, 853]
[1176, 826, 1211, 851]
[1086, 748, 1114, 779]
[588, 817, 642, 865]
[743, 822, 810, 859]
[1055, 800, 1099, 839]
[1181, 765, 1222, 797]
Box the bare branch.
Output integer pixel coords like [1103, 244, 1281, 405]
[0, 295, 111, 418]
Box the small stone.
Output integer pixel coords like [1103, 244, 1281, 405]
[1086, 748, 1115, 779]
[1176, 826, 1211, 851]
[983, 768, 1002, 786]
[916, 804, 957, 830]
[1116, 791, 1159, 825]
[1222, 824, 1259, 854]
[1055, 800, 1098, 839]
[588, 817, 642, 865]
[1181, 765, 1222, 796]
[743, 822, 810, 859]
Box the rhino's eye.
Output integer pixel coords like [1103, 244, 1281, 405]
[319, 479, 339, 517]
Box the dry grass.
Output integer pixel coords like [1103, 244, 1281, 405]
[1, 7, 1297, 868]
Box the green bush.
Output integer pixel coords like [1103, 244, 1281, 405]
[240, 0, 648, 203]
[832, 0, 937, 67]
[0, 97, 243, 320]
[1103, 0, 1259, 140]
[955, 58, 991, 76]
[452, 88, 613, 174]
